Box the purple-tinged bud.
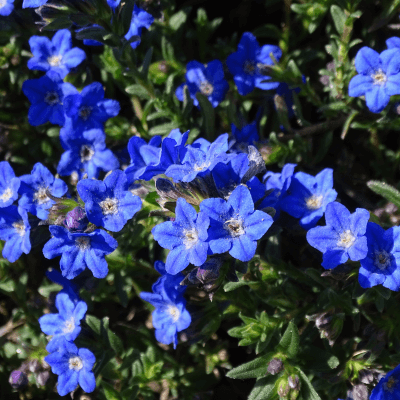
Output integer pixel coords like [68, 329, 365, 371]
[352, 384, 368, 400]
[181, 258, 223, 287]
[64, 207, 89, 232]
[359, 369, 374, 384]
[9, 370, 28, 389]
[267, 358, 284, 375]
[36, 370, 50, 387]
[288, 375, 300, 390]
[27, 359, 41, 373]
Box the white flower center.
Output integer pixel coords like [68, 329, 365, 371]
[200, 81, 214, 96]
[372, 69, 387, 86]
[79, 106, 93, 121]
[337, 230, 355, 249]
[305, 195, 323, 210]
[224, 218, 245, 237]
[63, 317, 75, 334]
[75, 236, 91, 251]
[0, 0, 7, 8]
[374, 249, 391, 270]
[193, 161, 211, 172]
[80, 145, 95, 162]
[68, 356, 83, 371]
[13, 220, 25, 236]
[166, 304, 180, 323]
[34, 187, 49, 205]
[47, 55, 63, 67]
[44, 91, 60, 106]
[244, 60, 256, 75]
[100, 198, 119, 215]
[183, 228, 199, 249]
[0, 188, 13, 202]
[384, 376, 398, 393]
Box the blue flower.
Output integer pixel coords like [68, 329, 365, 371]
[107, 0, 120, 10]
[386, 37, 400, 50]
[165, 133, 232, 183]
[63, 82, 120, 132]
[358, 222, 400, 291]
[125, 4, 154, 49]
[18, 163, 68, 220]
[370, 364, 400, 400]
[57, 127, 119, 179]
[28, 30, 86, 79]
[348, 46, 400, 113]
[0, 206, 31, 262]
[77, 169, 142, 232]
[45, 268, 80, 303]
[200, 185, 274, 262]
[0, 161, 20, 208]
[0, 0, 14, 16]
[45, 341, 96, 396]
[175, 60, 229, 108]
[39, 292, 87, 352]
[22, 0, 47, 8]
[279, 168, 337, 230]
[22, 71, 76, 126]
[76, 25, 105, 47]
[306, 202, 369, 270]
[140, 261, 191, 348]
[125, 136, 161, 183]
[43, 226, 118, 279]
[230, 121, 259, 152]
[226, 32, 282, 96]
[276, 80, 303, 118]
[152, 198, 210, 275]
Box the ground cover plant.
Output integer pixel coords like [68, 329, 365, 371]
[4, 0, 400, 399]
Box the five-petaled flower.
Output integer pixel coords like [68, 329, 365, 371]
[370, 364, 400, 400]
[348, 46, 400, 113]
[306, 202, 369, 270]
[0, 161, 20, 208]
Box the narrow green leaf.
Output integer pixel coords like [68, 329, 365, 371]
[169, 9, 188, 31]
[102, 381, 122, 400]
[86, 315, 101, 335]
[297, 368, 322, 400]
[227, 353, 274, 379]
[367, 180, 400, 209]
[196, 93, 215, 140]
[148, 122, 180, 136]
[126, 84, 151, 99]
[278, 321, 300, 359]
[140, 47, 153, 78]
[108, 329, 124, 354]
[248, 376, 276, 400]
[330, 5, 346, 35]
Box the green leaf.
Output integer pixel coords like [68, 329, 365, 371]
[120, 0, 135, 35]
[126, 84, 151, 99]
[102, 381, 122, 400]
[148, 122, 180, 136]
[330, 5, 346, 35]
[248, 376, 276, 400]
[107, 328, 124, 354]
[86, 315, 101, 335]
[278, 321, 300, 359]
[169, 9, 188, 31]
[226, 352, 274, 379]
[367, 180, 400, 209]
[297, 368, 322, 400]
[140, 47, 153, 78]
[43, 17, 72, 31]
[196, 93, 215, 140]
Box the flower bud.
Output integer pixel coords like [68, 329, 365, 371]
[352, 384, 368, 400]
[27, 359, 41, 373]
[64, 207, 89, 232]
[267, 358, 284, 375]
[36, 370, 50, 387]
[9, 370, 28, 389]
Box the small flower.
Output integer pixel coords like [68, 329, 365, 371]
[39, 292, 87, 352]
[22, 0, 47, 8]
[0, 161, 20, 208]
[57, 127, 119, 179]
[358, 222, 400, 291]
[18, 163, 68, 220]
[200, 185, 274, 262]
[279, 168, 337, 230]
[9, 370, 28, 389]
[77, 169, 142, 232]
[43, 226, 118, 279]
[22, 71, 77, 126]
[125, 4, 154, 49]
[230, 121, 259, 152]
[0, 206, 31, 262]
[140, 261, 191, 348]
[63, 82, 120, 132]
[370, 364, 400, 400]
[175, 60, 229, 108]
[0, 0, 14, 16]
[28, 30, 86, 79]
[348, 46, 400, 113]
[152, 198, 210, 274]
[45, 341, 96, 396]
[307, 202, 369, 270]
[226, 32, 282, 96]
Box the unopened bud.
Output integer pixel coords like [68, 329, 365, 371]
[359, 370, 374, 384]
[352, 384, 368, 400]
[36, 370, 50, 387]
[267, 358, 284, 375]
[9, 370, 28, 389]
[288, 375, 300, 390]
[64, 207, 88, 232]
[278, 380, 290, 398]
[27, 359, 41, 373]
